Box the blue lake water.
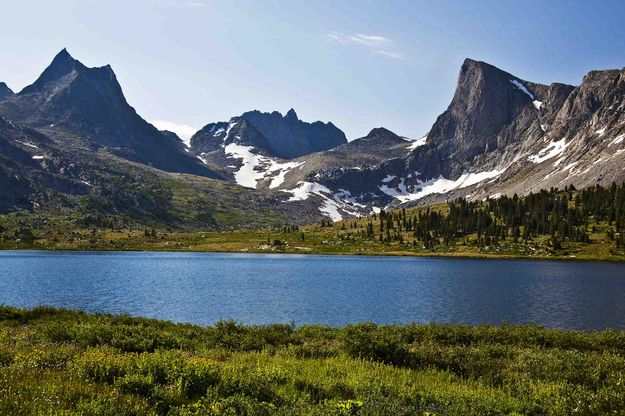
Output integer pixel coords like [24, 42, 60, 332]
[1, 251, 625, 330]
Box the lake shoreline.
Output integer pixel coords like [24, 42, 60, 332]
[2, 245, 625, 264]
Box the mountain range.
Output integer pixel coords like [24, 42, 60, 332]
[1, 49, 624, 227]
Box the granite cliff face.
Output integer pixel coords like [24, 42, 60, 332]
[285, 58, 625, 216]
[405, 59, 575, 180]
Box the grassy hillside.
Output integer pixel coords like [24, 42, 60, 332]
[2, 187, 625, 262]
[1, 307, 625, 415]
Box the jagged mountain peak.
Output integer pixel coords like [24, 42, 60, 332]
[571, 66, 625, 97]
[415, 58, 552, 179]
[21, 49, 79, 94]
[191, 116, 271, 157]
[57, 47, 72, 58]
[5, 49, 132, 134]
[460, 58, 531, 82]
[461, 57, 512, 73]
[234, 109, 346, 158]
[458, 58, 539, 98]
[285, 108, 298, 121]
[461, 57, 503, 73]
[0, 49, 217, 177]
[50, 48, 76, 67]
[242, 108, 299, 119]
[460, 58, 578, 97]
[0, 82, 13, 100]
[584, 67, 624, 80]
[456, 58, 559, 108]
[20, 49, 118, 96]
[459, 58, 512, 85]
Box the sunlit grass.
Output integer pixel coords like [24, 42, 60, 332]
[1, 307, 625, 414]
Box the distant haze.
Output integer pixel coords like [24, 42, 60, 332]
[1, 0, 624, 140]
[149, 120, 197, 145]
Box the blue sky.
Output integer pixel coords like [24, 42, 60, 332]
[1, 0, 624, 141]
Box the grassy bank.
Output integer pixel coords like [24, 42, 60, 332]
[1, 307, 625, 415]
[1, 215, 624, 262]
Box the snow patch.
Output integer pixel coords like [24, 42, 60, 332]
[379, 167, 506, 203]
[222, 144, 305, 189]
[553, 156, 566, 167]
[562, 161, 578, 172]
[407, 135, 427, 151]
[224, 144, 267, 188]
[528, 138, 569, 164]
[596, 127, 606, 136]
[282, 181, 360, 221]
[320, 203, 343, 222]
[32, 155, 44, 160]
[608, 134, 624, 146]
[17, 141, 39, 149]
[510, 80, 543, 110]
[222, 121, 238, 141]
[266, 160, 305, 189]
[283, 182, 329, 202]
[334, 189, 366, 208]
[510, 79, 534, 99]
[381, 175, 396, 183]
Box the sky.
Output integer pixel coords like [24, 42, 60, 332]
[1, 0, 625, 142]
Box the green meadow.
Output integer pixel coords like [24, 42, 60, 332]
[1, 307, 625, 415]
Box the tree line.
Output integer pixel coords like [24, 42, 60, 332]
[349, 183, 625, 250]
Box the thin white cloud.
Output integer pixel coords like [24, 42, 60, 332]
[326, 31, 405, 60]
[169, 1, 206, 8]
[149, 120, 198, 146]
[374, 49, 406, 60]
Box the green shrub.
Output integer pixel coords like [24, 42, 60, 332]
[178, 392, 276, 416]
[73, 348, 134, 383]
[3, 307, 625, 415]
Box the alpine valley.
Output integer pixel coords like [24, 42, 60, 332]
[1, 49, 624, 228]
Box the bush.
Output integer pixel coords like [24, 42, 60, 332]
[3, 307, 625, 415]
